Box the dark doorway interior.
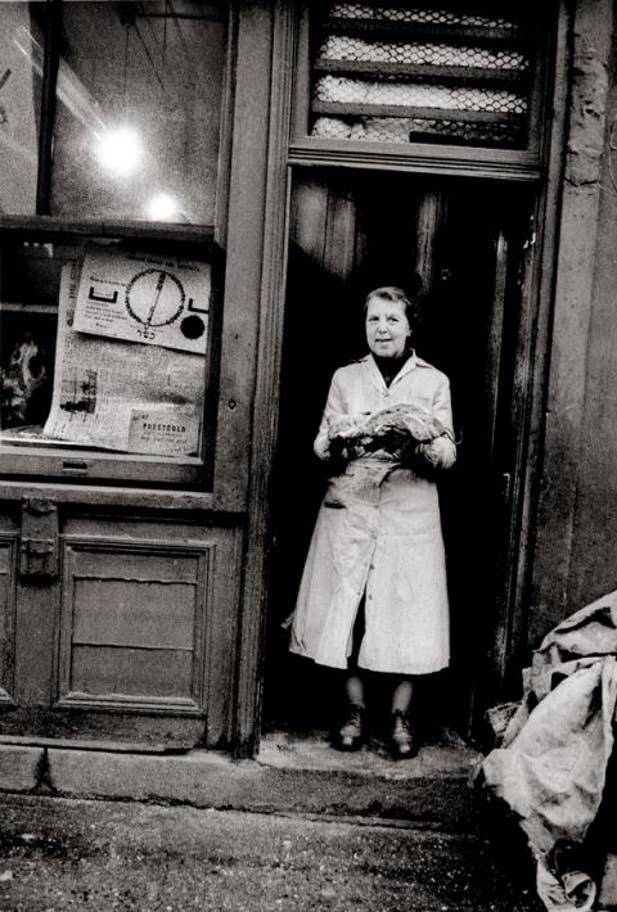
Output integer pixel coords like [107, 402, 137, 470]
[263, 168, 535, 741]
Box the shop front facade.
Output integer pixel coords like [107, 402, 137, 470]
[0, 0, 614, 757]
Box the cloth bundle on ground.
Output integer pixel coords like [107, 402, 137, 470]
[481, 592, 617, 912]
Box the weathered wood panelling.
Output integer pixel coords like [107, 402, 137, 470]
[0, 510, 243, 747]
[58, 535, 211, 720]
[71, 581, 197, 649]
[70, 646, 193, 699]
[0, 537, 16, 706]
[213, 1, 275, 513]
[230, 0, 295, 756]
[530, 0, 615, 643]
[71, 550, 200, 583]
[59, 539, 207, 712]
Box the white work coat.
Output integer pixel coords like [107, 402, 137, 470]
[290, 352, 456, 675]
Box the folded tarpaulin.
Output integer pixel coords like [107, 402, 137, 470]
[482, 591, 617, 912]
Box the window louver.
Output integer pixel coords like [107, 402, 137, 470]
[309, 3, 539, 149]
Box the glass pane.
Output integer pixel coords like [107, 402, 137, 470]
[0, 3, 44, 215]
[50, 1, 228, 224]
[0, 237, 211, 472]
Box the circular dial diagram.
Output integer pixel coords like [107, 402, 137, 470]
[125, 269, 185, 328]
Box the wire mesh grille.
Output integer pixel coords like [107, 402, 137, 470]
[312, 114, 524, 147]
[319, 36, 527, 71]
[314, 75, 526, 114]
[308, 2, 535, 149]
[329, 4, 518, 29]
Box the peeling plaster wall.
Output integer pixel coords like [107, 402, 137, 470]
[530, 0, 616, 644]
[566, 38, 609, 188]
[567, 24, 617, 606]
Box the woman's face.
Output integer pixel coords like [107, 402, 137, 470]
[365, 296, 411, 359]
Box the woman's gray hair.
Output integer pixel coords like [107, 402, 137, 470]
[364, 285, 422, 330]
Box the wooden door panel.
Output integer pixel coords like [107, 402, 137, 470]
[0, 536, 18, 707]
[70, 580, 196, 649]
[0, 514, 243, 749]
[69, 645, 194, 700]
[57, 538, 212, 716]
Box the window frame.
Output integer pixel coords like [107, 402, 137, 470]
[0, 216, 225, 489]
[0, 0, 234, 491]
[288, 1, 557, 182]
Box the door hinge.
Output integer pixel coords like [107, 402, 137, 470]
[20, 498, 59, 578]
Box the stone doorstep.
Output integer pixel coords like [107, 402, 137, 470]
[0, 728, 484, 832]
[0, 744, 45, 793]
[260, 727, 480, 777]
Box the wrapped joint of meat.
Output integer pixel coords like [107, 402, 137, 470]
[327, 402, 452, 461]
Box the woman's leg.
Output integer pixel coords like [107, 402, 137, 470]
[333, 599, 367, 751]
[334, 602, 367, 751]
[391, 677, 413, 714]
[391, 676, 417, 759]
[335, 671, 365, 750]
[346, 672, 365, 709]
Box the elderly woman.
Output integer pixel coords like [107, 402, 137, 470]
[289, 285, 456, 759]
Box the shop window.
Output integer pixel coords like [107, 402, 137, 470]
[0, 1, 230, 487]
[291, 1, 554, 172]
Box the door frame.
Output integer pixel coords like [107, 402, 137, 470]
[233, 0, 571, 756]
[487, 2, 571, 691]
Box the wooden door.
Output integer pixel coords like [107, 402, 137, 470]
[419, 183, 537, 728]
[264, 168, 537, 737]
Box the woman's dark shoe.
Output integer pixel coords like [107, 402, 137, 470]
[390, 709, 418, 760]
[334, 704, 365, 751]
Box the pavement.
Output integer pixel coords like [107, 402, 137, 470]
[0, 728, 544, 911]
[0, 794, 542, 912]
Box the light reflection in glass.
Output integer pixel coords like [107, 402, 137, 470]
[94, 126, 143, 177]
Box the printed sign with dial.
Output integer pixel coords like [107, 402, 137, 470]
[73, 248, 211, 355]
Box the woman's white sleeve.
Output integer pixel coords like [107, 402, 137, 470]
[421, 376, 457, 469]
[313, 372, 346, 460]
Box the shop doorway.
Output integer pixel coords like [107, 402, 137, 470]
[264, 168, 537, 741]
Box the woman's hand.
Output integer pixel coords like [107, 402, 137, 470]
[328, 436, 364, 463]
[370, 428, 411, 454]
[412, 435, 457, 475]
[327, 435, 347, 462]
[327, 413, 372, 464]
